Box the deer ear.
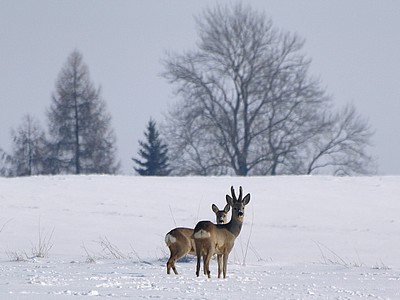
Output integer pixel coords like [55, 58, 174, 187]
[212, 204, 219, 213]
[226, 195, 233, 206]
[224, 203, 230, 213]
[242, 193, 250, 205]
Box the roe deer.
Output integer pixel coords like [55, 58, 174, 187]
[193, 186, 250, 278]
[165, 203, 230, 275]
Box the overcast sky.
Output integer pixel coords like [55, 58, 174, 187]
[1, 0, 399, 175]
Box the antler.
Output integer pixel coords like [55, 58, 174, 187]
[230, 186, 236, 201]
[230, 186, 243, 202]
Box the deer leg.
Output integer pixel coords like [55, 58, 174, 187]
[195, 249, 201, 277]
[166, 259, 171, 274]
[204, 253, 212, 278]
[223, 253, 229, 278]
[167, 255, 179, 275]
[217, 254, 223, 278]
[203, 254, 207, 275]
[172, 263, 178, 275]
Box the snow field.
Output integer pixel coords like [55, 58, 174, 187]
[0, 175, 399, 299]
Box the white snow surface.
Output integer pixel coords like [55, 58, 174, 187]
[0, 175, 399, 299]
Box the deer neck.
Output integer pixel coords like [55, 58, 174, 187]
[225, 217, 243, 237]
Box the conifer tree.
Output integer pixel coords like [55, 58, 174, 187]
[47, 50, 119, 174]
[133, 119, 170, 176]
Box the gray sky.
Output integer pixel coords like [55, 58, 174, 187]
[1, 0, 399, 175]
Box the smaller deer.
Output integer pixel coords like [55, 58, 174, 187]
[165, 203, 230, 275]
[194, 186, 250, 278]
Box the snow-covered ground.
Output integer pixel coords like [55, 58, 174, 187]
[0, 175, 399, 299]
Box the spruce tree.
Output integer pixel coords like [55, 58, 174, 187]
[133, 119, 170, 176]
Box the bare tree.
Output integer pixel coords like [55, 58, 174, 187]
[0, 147, 13, 177]
[10, 115, 47, 176]
[163, 4, 374, 176]
[302, 105, 375, 175]
[47, 50, 120, 174]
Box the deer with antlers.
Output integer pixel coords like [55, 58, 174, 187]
[193, 186, 250, 278]
[165, 203, 230, 275]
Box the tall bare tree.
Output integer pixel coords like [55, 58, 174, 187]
[163, 4, 374, 176]
[10, 114, 47, 176]
[47, 50, 119, 174]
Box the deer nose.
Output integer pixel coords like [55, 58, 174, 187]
[238, 211, 244, 217]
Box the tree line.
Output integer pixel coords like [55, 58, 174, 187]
[1, 51, 119, 176]
[1, 4, 375, 177]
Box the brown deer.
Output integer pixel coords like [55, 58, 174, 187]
[193, 186, 250, 278]
[165, 203, 230, 275]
